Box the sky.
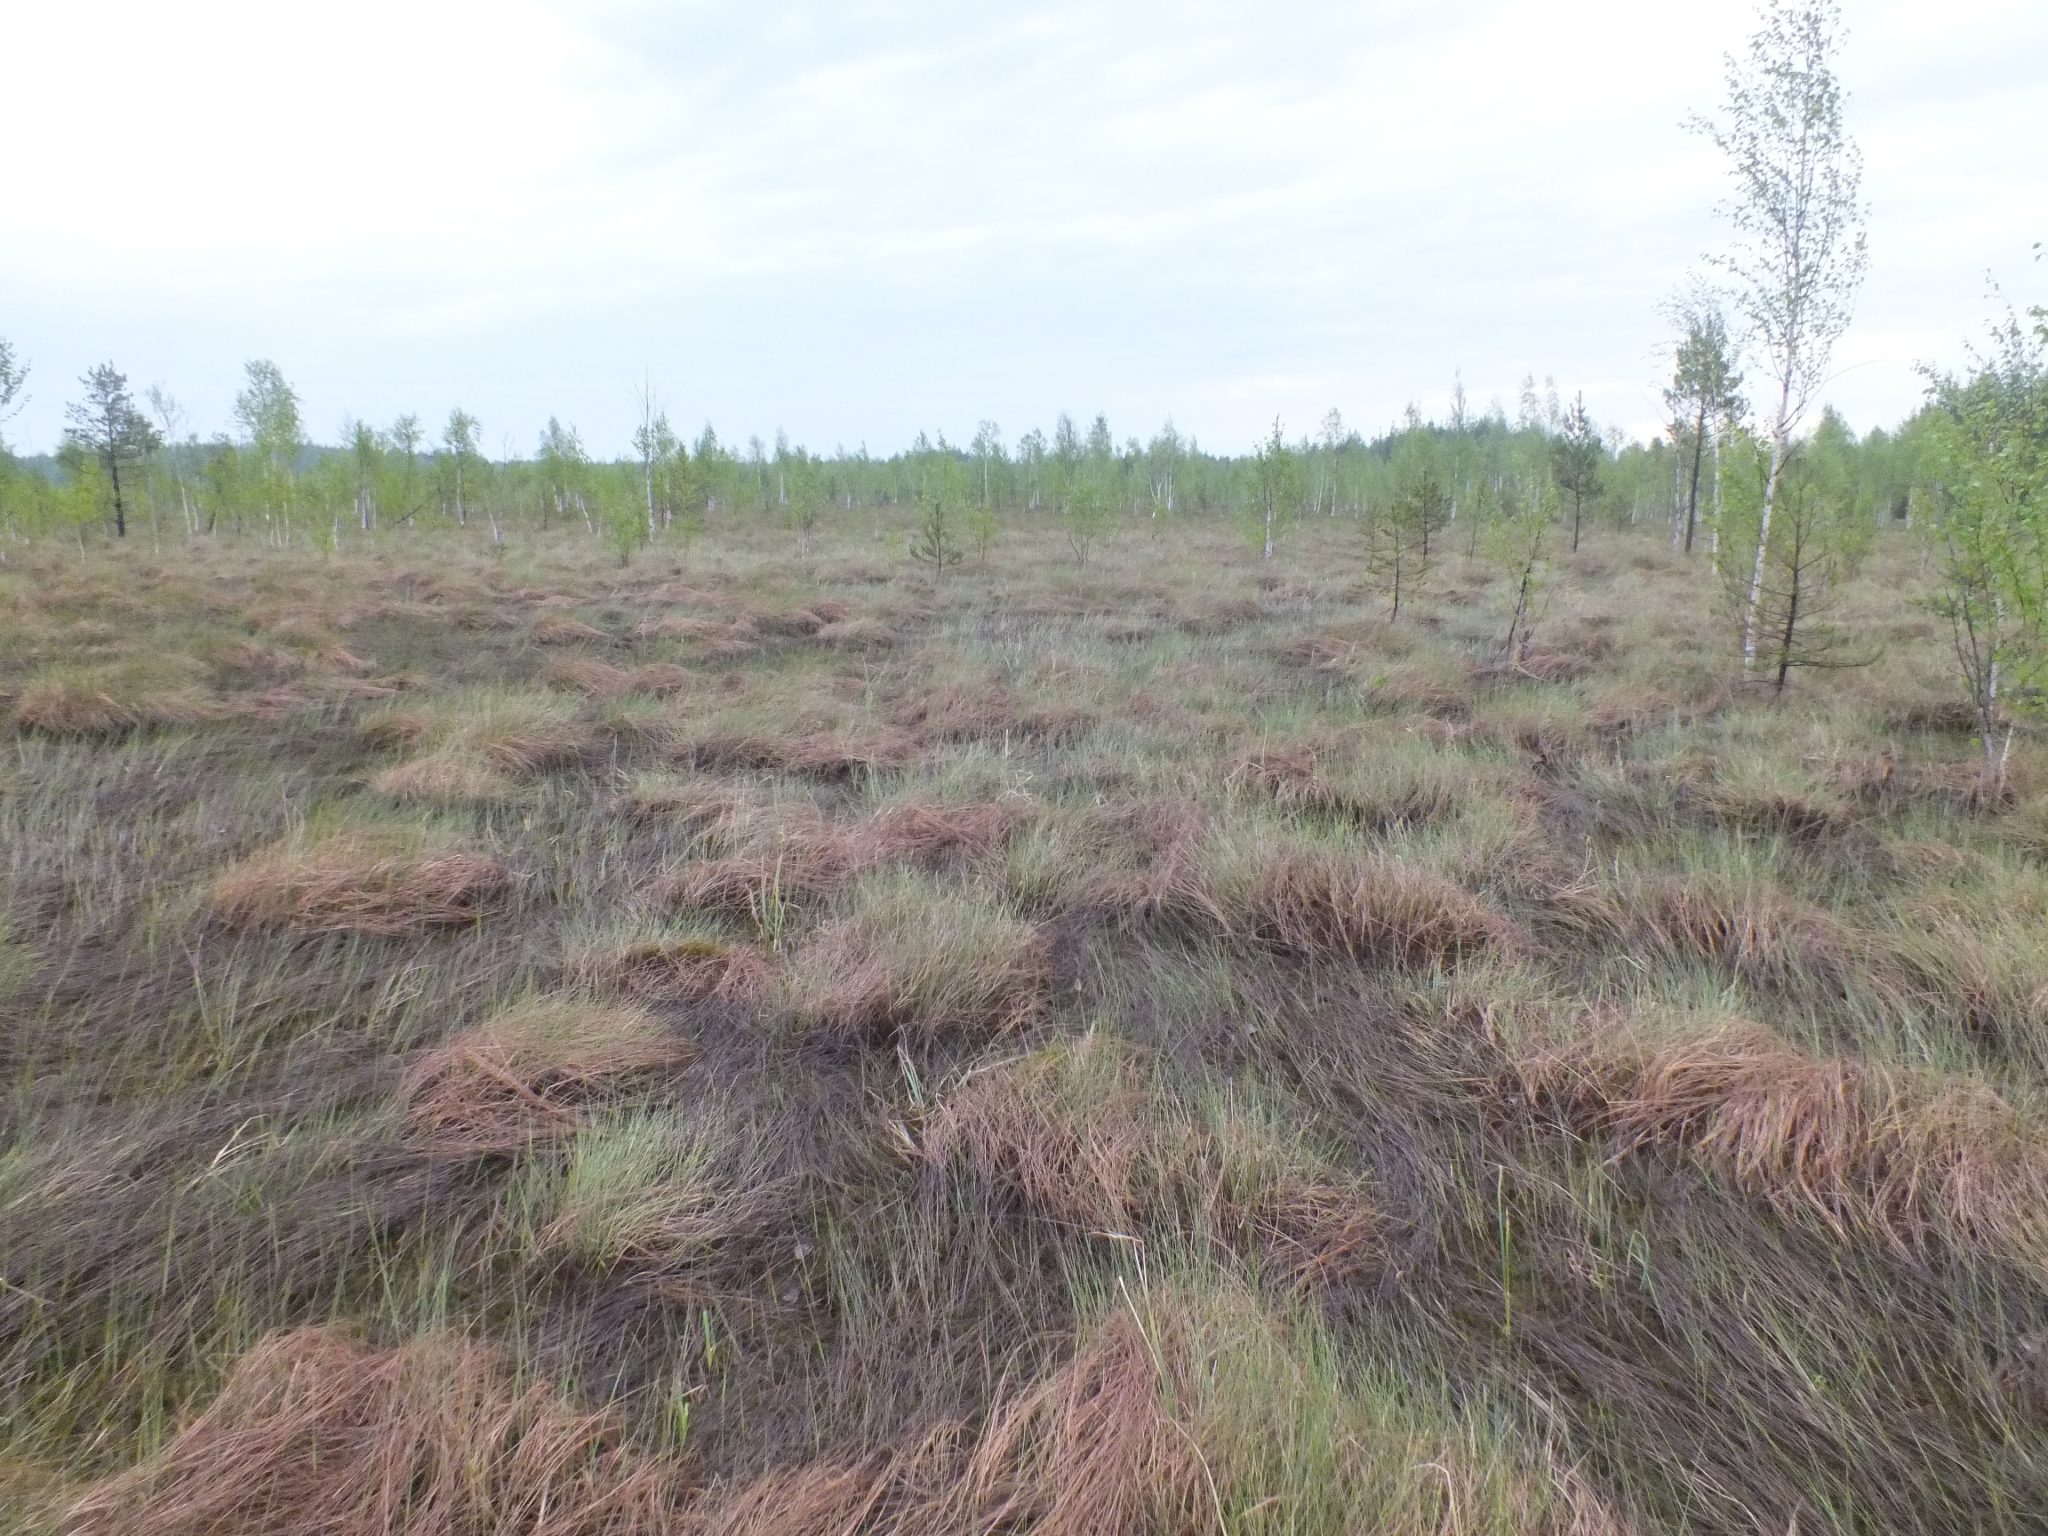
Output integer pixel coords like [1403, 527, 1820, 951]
[3, 0, 2044, 459]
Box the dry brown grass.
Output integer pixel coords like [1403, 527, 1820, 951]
[685, 726, 917, 781]
[402, 995, 691, 1155]
[212, 830, 514, 936]
[568, 932, 774, 1006]
[371, 751, 518, 803]
[684, 1305, 1194, 1536]
[666, 814, 874, 918]
[863, 797, 1032, 868]
[922, 1037, 1380, 1292]
[783, 876, 1051, 1044]
[1549, 870, 1863, 993]
[531, 612, 613, 645]
[545, 656, 695, 699]
[65, 1327, 683, 1536]
[1520, 1019, 2048, 1260]
[1216, 840, 1513, 969]
[10, 667, 218, 736]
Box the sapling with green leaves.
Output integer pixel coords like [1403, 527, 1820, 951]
[911, 453, 966, 579]
[1551, 393, 1603, 553]
[1249, 416, 1299, 560]
[1919, 300, 2048, 789]
[1690, 0, 1868, 672]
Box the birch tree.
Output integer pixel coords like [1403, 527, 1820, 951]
[234, 360, 303, 537]
[145, 386, 194, 537]
[1690, 0, 1867, 672]
[441, 409, 480, 527]
[0, 337, 28, 447]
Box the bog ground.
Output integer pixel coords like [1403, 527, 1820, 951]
[2, 520, 2046, 1534]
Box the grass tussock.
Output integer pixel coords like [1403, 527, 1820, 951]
[1521, 1018, 2048, 1261]
[64, 1327, 682, 1536]
[403, 995, 690, 1155]
[922, 1035, 1380, 1292]
[1212, 837, 1513, 969]
[212, 828, 514, 936]
[10, 661, 218, 736]
[364, 689, 595, 800]
[516, 1106, 799, 1274]
[784, 873, 1050, 1043]
[567, 926, 773, 1006]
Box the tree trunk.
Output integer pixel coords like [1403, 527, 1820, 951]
[1742, 388, 1791, 672]
[109, 454, 127, 538]
[1683, 401, 1707, 553]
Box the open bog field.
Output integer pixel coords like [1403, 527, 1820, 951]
[2, 518, 2046, 1534]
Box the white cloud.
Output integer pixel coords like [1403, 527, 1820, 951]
[2, 0, 2042, 456]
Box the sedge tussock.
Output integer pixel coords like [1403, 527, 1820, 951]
[783, 875, 1050, 1044]
[65, 1327, 683, 1536]
[1520, 1019, 2048, 1261]
[402, 995, 691, 1156]
[11, 664, 218, 737]
[567, 929, 773, 1006]
[920, 1036, 1380, 1292]
[371, 749, 518, 804]
[1213, 837, 1513, 969]
[531, 611, 613, 645]
[211, 829, 513, 936]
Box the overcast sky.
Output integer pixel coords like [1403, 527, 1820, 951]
[4, 0, 2044, 458]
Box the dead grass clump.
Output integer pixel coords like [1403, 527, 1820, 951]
[546, 657, 694, 699]
[630, 661, 694, 696]
[636, 614, 727, 643]
[689, 1305, 1193, 1536]
[814, 615, 899, 649]
[686, 727, 915, 781]
[1884, 697, 1984, 736]
[544, 655, 637, 696]
[784, 875, 1050, 1043]
[568, 930, 773, 1006]
[1217, 841, 1510, 969]
[888, 680, 1020, 742]
[1011, 796, 1219, 925]
[865, 797, 1031, 868]
[921, 1037, 1380, 1291]
[212, 830, 513, 936]
[1520, 1020, 2048, 1259]
[1562, 873, 1861, 992]
[667, 825, 873, 918]
[531, 611, 612, 645]
[1227, 740, 1463, 832]
[403, 995, 690, 1155]
[11, 664, 217, 736]
[1684, 778, 1857, 844]
[371, 750, 518, 804]
[614, 773, 759, 830]
[65, 1327, 681, 1536]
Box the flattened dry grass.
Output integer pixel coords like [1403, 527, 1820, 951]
[566, 924, 774, 1006]
[1207, 832, 1515, 969]
[783, 873, 1050, 1043]
[9, 659, 219, 737]
[402, 994, 691, 1155]
[211, 826, 514, 936]
[365, 688, 596, 801]
[922, 1035, 1380, 1292]
[64, 1327, 683, 1536]
[1520, 1017, 2048, 1262]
